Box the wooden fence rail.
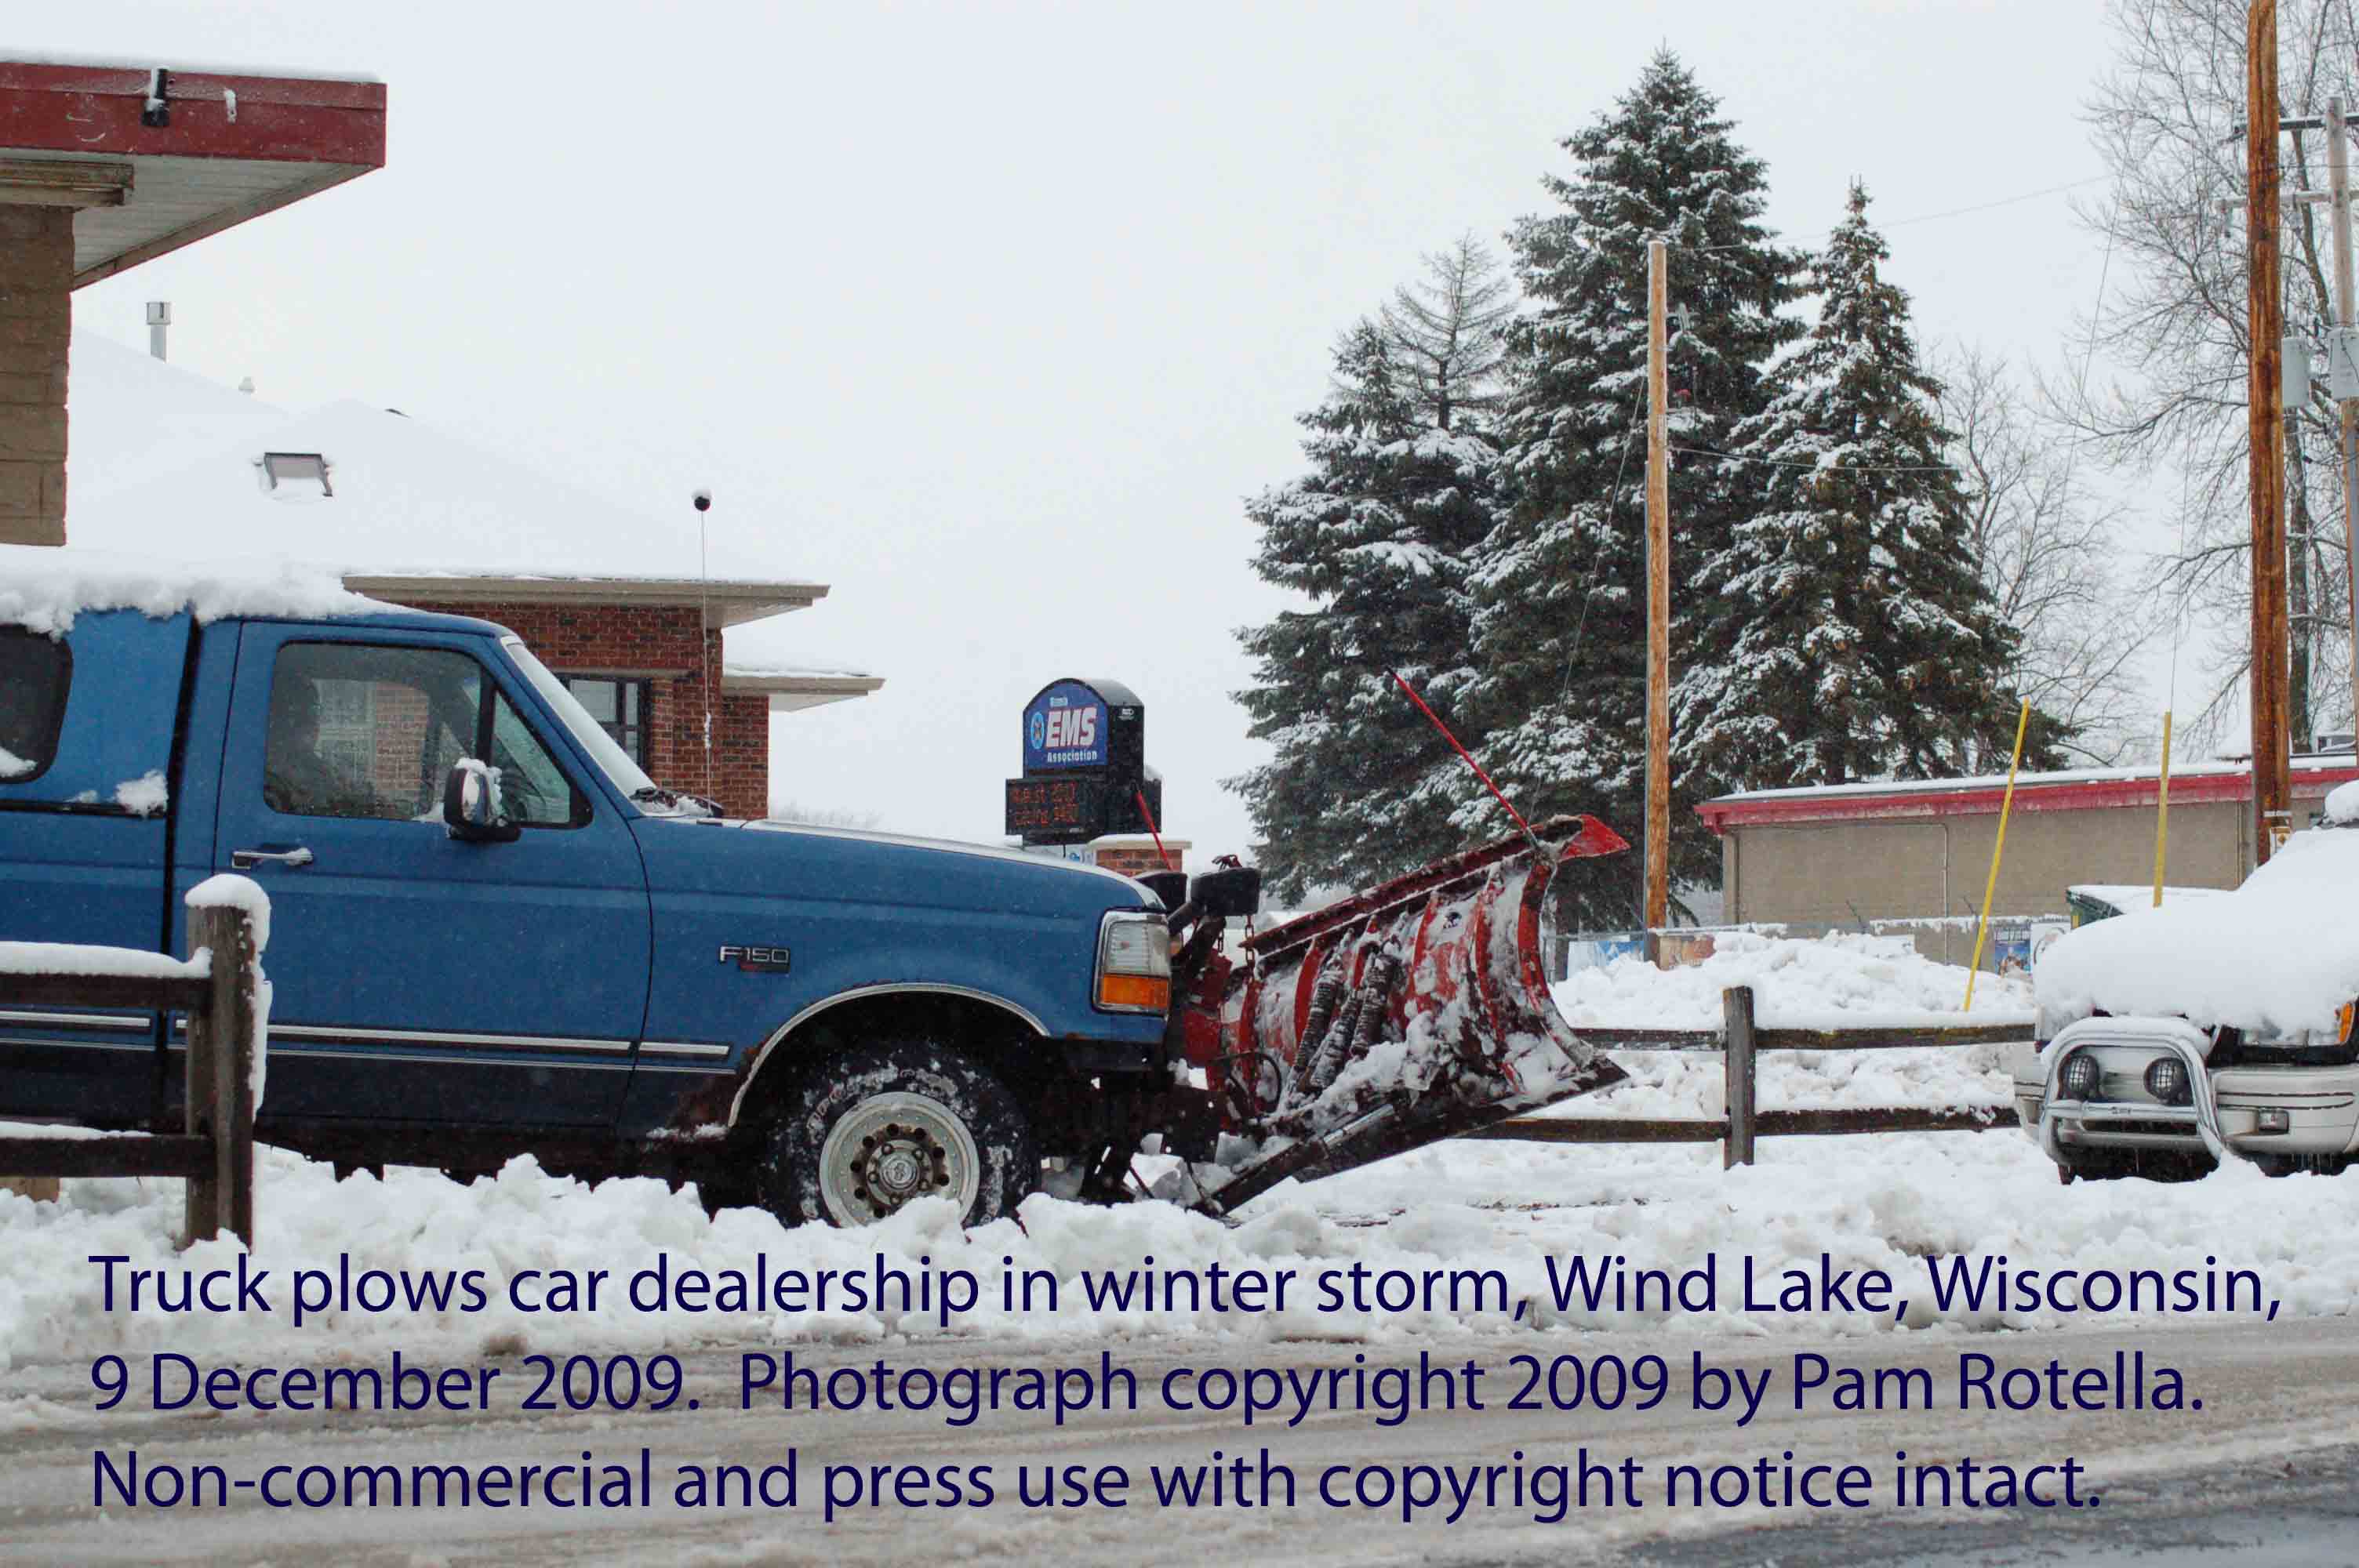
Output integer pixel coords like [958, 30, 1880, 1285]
[1476, 984, 2030, 1166]
[0, 902, 260, 1246]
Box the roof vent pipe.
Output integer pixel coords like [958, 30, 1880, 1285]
[145, 300, 169, 361]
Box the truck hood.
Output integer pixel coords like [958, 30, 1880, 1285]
[2034, 826, 2359, 1038]
[632, 815, 1159, 920]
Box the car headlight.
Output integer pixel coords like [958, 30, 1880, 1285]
[2144, 1056, 2190, 1105]
[2059, 1051, 2100, 1102]
[1095, 911, 1172, 1013]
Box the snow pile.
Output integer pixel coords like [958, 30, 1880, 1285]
[2331, 779, 2359, 825]
[1552, 931, 2034, 1030]
[0, 544, 382, 634]
[2037, 827, 2359, 1037]
[2, 1129, 2351, 1371]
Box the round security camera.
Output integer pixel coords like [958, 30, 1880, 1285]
[692, 488, 713, 512]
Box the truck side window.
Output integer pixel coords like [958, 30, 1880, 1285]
[267, 644, 477, 820]
[265, 642, 584, 827]
[0, 627, 71, 784]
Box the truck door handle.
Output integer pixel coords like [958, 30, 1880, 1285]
[231, 846, 315, 869]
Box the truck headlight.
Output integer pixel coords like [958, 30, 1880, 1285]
[2059, 1051, 2099, 1102]
[2144, 1057, 2190, 1105]
[1096, 911, 1172, 1013]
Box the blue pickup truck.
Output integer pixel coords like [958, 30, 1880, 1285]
[0, 584, 1180, 1226]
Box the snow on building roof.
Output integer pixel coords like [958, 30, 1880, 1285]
[1698, 755, 2359, 830]
[721, 658, 886, 713]
[68, 336, 292, 500]
[5, 52, 380, 83]
[64, 336, 819, 596]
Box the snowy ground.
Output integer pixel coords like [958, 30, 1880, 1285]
[9, 936, 2343, 1381]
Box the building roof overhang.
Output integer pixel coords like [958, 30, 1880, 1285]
[0, 59, 386, 286]
[1696, 758, 2359, 833]
[339, 573, 826, 630]
[722, 668, 886, 713]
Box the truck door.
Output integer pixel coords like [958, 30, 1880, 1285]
[207, 624, 652, 1127]
[0, 611, 187, 1124]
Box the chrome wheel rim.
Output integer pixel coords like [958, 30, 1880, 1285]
[816, 1091, 980, 1225]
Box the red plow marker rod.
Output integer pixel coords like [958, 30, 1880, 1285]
[1134, 790, 1175, 873]
[1387, 670, 1544, 856]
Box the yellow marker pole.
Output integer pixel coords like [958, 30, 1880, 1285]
[2151, 711, 2174, 909]
[1963, 699, 2033, 1012]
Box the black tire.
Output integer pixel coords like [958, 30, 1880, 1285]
[758, 1040, 1038, 1228]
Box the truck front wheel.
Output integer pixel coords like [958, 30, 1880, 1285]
[760, 1040, 1038, 1228]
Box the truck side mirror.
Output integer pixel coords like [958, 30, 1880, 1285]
[1190, 866, 1261, 920]
[443, 760, 520, 844]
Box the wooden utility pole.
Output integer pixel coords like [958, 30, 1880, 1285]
[1645, 238, 1671, 955]
[2331, 96, 2359, 758]
[2247, 0, 2292, 863]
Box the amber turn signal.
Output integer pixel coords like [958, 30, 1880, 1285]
[1097, 974, 1171, 1012]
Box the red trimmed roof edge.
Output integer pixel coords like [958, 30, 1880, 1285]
[0, 60, 385, 167]
[1696, 762, 2359, 832]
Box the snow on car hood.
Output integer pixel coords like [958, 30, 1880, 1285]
[2034, 826, 2359, 1037]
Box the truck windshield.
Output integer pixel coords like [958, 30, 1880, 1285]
[501, 637, 691, 813]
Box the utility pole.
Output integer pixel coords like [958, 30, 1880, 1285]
[2246, 0, 2292, 863]
[2332, 96, 2359, 760]
[1644, 238, 1671, 957]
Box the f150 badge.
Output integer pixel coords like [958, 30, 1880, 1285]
[719, 945, 791, 973]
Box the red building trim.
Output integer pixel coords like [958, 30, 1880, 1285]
[0, 62, 387, 165]
[1696, 762, 2359, 833]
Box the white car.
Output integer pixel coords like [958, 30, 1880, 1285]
[2013, 783, 2359, 1181]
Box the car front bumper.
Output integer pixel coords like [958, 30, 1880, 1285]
[2018, 1018, 2359, 1164]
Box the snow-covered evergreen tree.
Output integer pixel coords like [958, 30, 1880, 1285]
[1231, 243, 1514, 902]
[1463, 52, 1807, 922]
[1676, 183, 2048, 789]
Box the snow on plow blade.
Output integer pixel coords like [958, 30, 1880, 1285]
[1183, 815, 1630, 1218]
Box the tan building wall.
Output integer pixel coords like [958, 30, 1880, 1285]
[0, 204, 70, 547]
[1717, 784, 2330, 967]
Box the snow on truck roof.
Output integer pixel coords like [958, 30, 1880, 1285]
[2068, 885, 2229, 909]
[0, 543, 386, 633]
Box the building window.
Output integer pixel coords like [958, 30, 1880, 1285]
[560, 676, 652, 768]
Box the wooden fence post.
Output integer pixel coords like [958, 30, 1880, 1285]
[1723, 985, 1757, 1169]
[183, 907, 220, 1245]
[183, 904, 257, 1248]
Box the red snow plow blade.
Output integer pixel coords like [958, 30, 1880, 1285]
[1170, 815, 1630, 1218]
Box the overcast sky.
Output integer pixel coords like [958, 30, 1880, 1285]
[49, 0, 2133, 858]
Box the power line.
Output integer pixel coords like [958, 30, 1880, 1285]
[1670, 173, 2112, 255]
